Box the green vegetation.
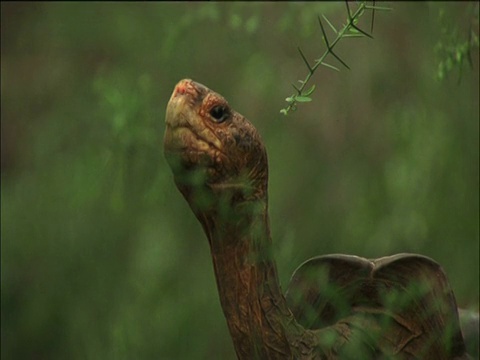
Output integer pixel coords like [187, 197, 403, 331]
[1, 2, 478, 359]
[434, 3, 479, 82]
[281, 1, 392, 115]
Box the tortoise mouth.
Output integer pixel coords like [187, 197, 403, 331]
[164, 124, 212, 154]
[164, 124, 224, 177]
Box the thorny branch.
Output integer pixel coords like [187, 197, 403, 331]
[281, 1, 391, 116]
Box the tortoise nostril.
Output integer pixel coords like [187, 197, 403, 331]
[174, 79, 195, 97]
[175, 83, 188, 95]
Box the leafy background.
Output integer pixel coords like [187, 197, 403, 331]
[1, 2, 478, 359]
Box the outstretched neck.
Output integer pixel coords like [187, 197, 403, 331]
[195, 197, 304, 359]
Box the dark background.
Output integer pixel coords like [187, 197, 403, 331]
[2, 2, 478, 359]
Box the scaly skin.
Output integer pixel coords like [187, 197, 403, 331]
[164, 79, 469, 359]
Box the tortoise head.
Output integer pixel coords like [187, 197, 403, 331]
[164, 79, 268, 212]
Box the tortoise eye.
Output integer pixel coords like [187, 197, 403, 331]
[209, 105, 229, 123]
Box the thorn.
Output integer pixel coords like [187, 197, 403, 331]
[330, 50, 350, 70]
[298, 47, 313, 73]
[351, 23, 373, 39]
[345, 0, 352, 20]
[317, 16, 330, 47]
[371, 0, 376, 33]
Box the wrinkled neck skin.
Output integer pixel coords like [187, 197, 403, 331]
[176, 181, 313, 359]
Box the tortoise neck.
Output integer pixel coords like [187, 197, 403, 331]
[197, 198, 302, 359]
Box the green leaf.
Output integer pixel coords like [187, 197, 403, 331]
[321, 62, 340, 72]
[280, 109, 288, 115]
[295, 96, 312, 103]
[322, 14, 337, 34]
[303, 84, 316, 96]
[343, 33, 366, 38]
[365, 5, 393, 11]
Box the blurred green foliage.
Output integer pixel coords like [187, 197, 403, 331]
[1, 2, 478, 359]
[434, 2, 479, 82]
